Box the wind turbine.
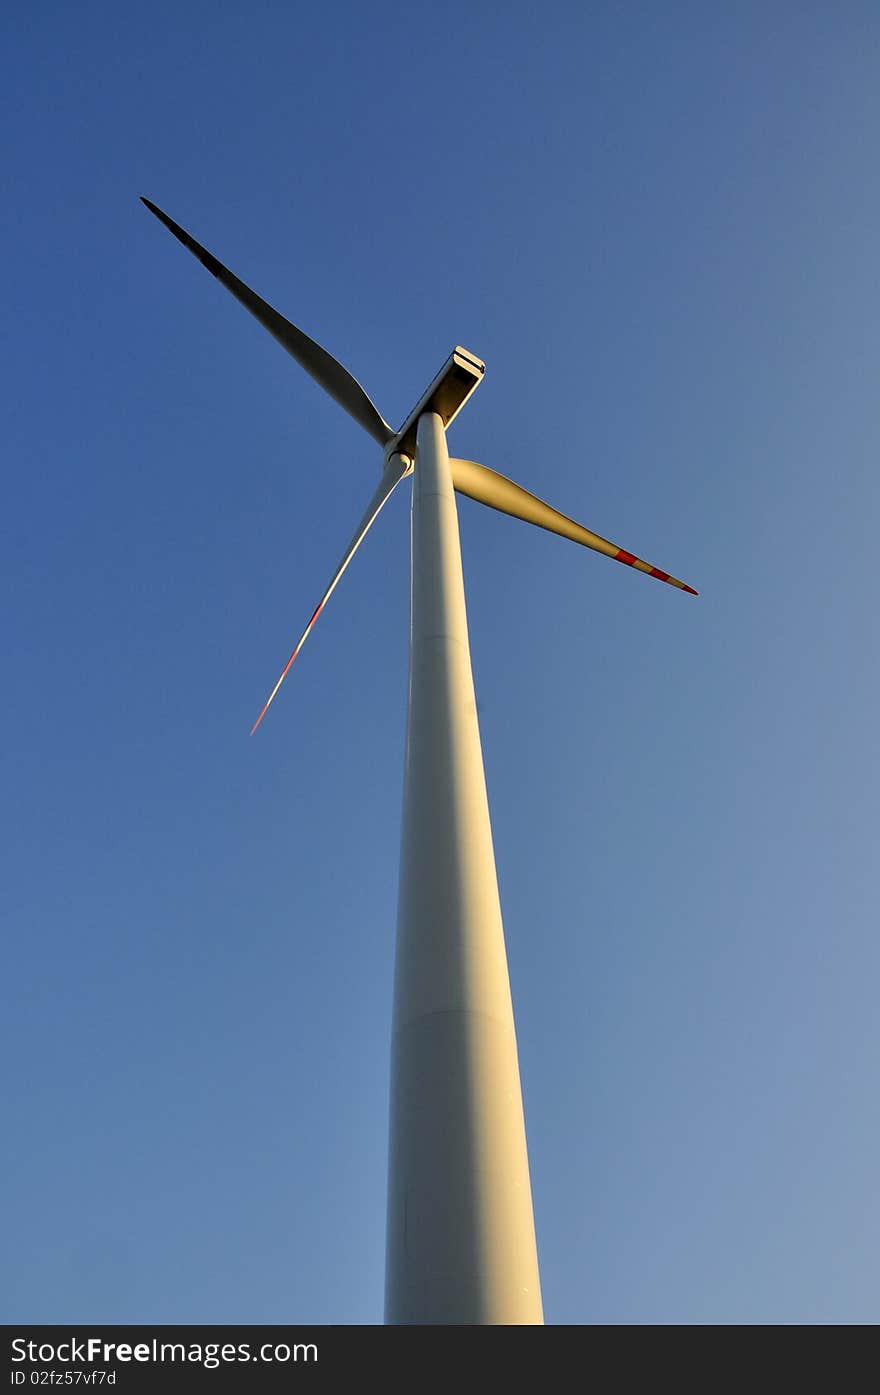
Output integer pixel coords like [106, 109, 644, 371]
[141, 197, 698, 1325]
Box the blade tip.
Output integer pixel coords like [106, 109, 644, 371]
[250, 703, 270, 735]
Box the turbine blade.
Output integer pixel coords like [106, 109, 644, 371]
[140, 197, 395, 447]
[251, 455, 410, 733]
[450, 458, 698, 595]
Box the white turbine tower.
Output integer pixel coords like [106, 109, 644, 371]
[142, 198, 698, 1325]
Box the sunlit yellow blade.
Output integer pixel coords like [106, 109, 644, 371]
[450, 458, 698, 595]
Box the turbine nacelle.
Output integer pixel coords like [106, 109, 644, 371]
[388, 346, 485, 464]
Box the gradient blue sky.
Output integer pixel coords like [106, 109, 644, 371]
[4, 3, 879, 1324]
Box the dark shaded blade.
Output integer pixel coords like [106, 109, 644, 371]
[450, 458, 698, 595]
[141, 198, 394, 447]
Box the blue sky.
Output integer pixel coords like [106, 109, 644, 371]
[3, 3, 879, 1323]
